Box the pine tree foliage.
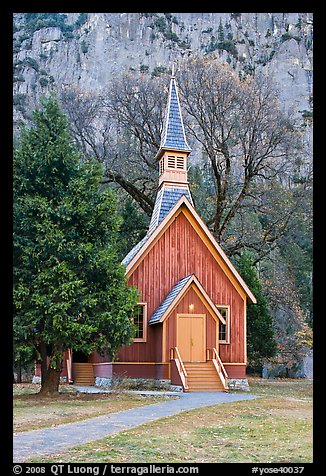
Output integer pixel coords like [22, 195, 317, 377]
[235, 253, 277, 370]
[13, 96, 139, 394]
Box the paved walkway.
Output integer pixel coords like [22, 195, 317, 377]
[13, 391, 259, 462]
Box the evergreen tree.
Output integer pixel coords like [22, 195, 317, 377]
[13, 96, 139, 395]
[235, 253, 277, 372]
[218, 18, 225, 42]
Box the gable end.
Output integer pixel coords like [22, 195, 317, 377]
[125, 196, 256, 304]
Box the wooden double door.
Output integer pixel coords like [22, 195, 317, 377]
[177, 314, 206, 362]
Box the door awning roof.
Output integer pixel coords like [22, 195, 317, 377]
[148, 273, 226, 325]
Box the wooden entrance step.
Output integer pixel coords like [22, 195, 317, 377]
[73, 363, 95, 385]
[184, 361, 225, 392]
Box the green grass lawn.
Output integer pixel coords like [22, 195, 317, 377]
[26, 378, 313, 464]
[13, 383, 171, 433]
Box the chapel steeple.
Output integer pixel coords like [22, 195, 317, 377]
[122, 68, 194, 264]
[155, 68, 192, 188]
[143, 68, 194, 234]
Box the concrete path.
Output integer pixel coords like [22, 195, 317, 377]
[13, 391, 259, 462]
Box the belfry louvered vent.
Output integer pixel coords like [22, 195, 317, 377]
[176, 157, 184, 169]
[167, 155, 185, 170]
[168, 156, 176, 168]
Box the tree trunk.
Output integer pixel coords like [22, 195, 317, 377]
[40, 341, 48, 387]
[102, 169, 154, 216]
[39, 366, 61, 396]
[17, 364, 22, 383]
[39, 343, 63, 396]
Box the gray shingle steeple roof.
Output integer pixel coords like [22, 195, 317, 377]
[148, 186, 193, 235]
[159, 76, 191, 153]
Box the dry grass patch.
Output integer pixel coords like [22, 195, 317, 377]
[247, 378, 313, 400]
[30, 379, 313, 464]
[14, 384, 170, 433]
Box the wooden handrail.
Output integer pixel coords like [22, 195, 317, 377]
[170, 347, 188, 390]
[207, 347, 228, 390]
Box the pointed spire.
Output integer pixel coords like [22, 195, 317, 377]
[156, 69, 191, 160]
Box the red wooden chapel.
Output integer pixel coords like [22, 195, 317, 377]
[36, 71, 256, 391]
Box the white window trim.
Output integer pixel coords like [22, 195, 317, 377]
[133, 302, 147, 343]
[216, 305, 230, 344]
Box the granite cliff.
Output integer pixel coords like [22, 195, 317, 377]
[13, 13, 313, 127]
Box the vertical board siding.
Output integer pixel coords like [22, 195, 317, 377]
[118, 211, 245, 365]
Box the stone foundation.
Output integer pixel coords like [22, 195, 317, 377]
[95, 377, 112, 388]
[32, 374, 249, 391]
[32, 376, 67, 384]
[95, 376, 183, 392]
[96, 376, 250, 392]
[228, 378, 250, 391]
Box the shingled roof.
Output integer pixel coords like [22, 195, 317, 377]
[156, 75, 191, 157]
[121, 233, 151, 267]
[148, 186, 193, 234]
[148, 275, 194, 324]
[148, 273, 227, 325]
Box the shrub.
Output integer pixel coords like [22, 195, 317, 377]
[80, 40, 89, 54]
[13, 93, 27, 107]
[153, 16, 167, 33]
[281, 32, 292, 42]
[151, 66, 167, 78]
[75, 13, 88, 29]
[25, 57, 39, 71]
[202, 27, 213, 34]
[24, 13, 68, 34]
[39, 77, 49, 88]
[140, 64, 149, 72]
[301, 110, 313, 118]
[13, 75, 25, 83]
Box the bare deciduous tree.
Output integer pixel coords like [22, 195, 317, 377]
[59, 75, 168, 215]
[58, 57, 311, 264]
[178, 56, 308, 258]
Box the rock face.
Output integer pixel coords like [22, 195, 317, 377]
[13, 13, 313, 125]
[262, 349, 313, 379]
[300, 349, 313, 379]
